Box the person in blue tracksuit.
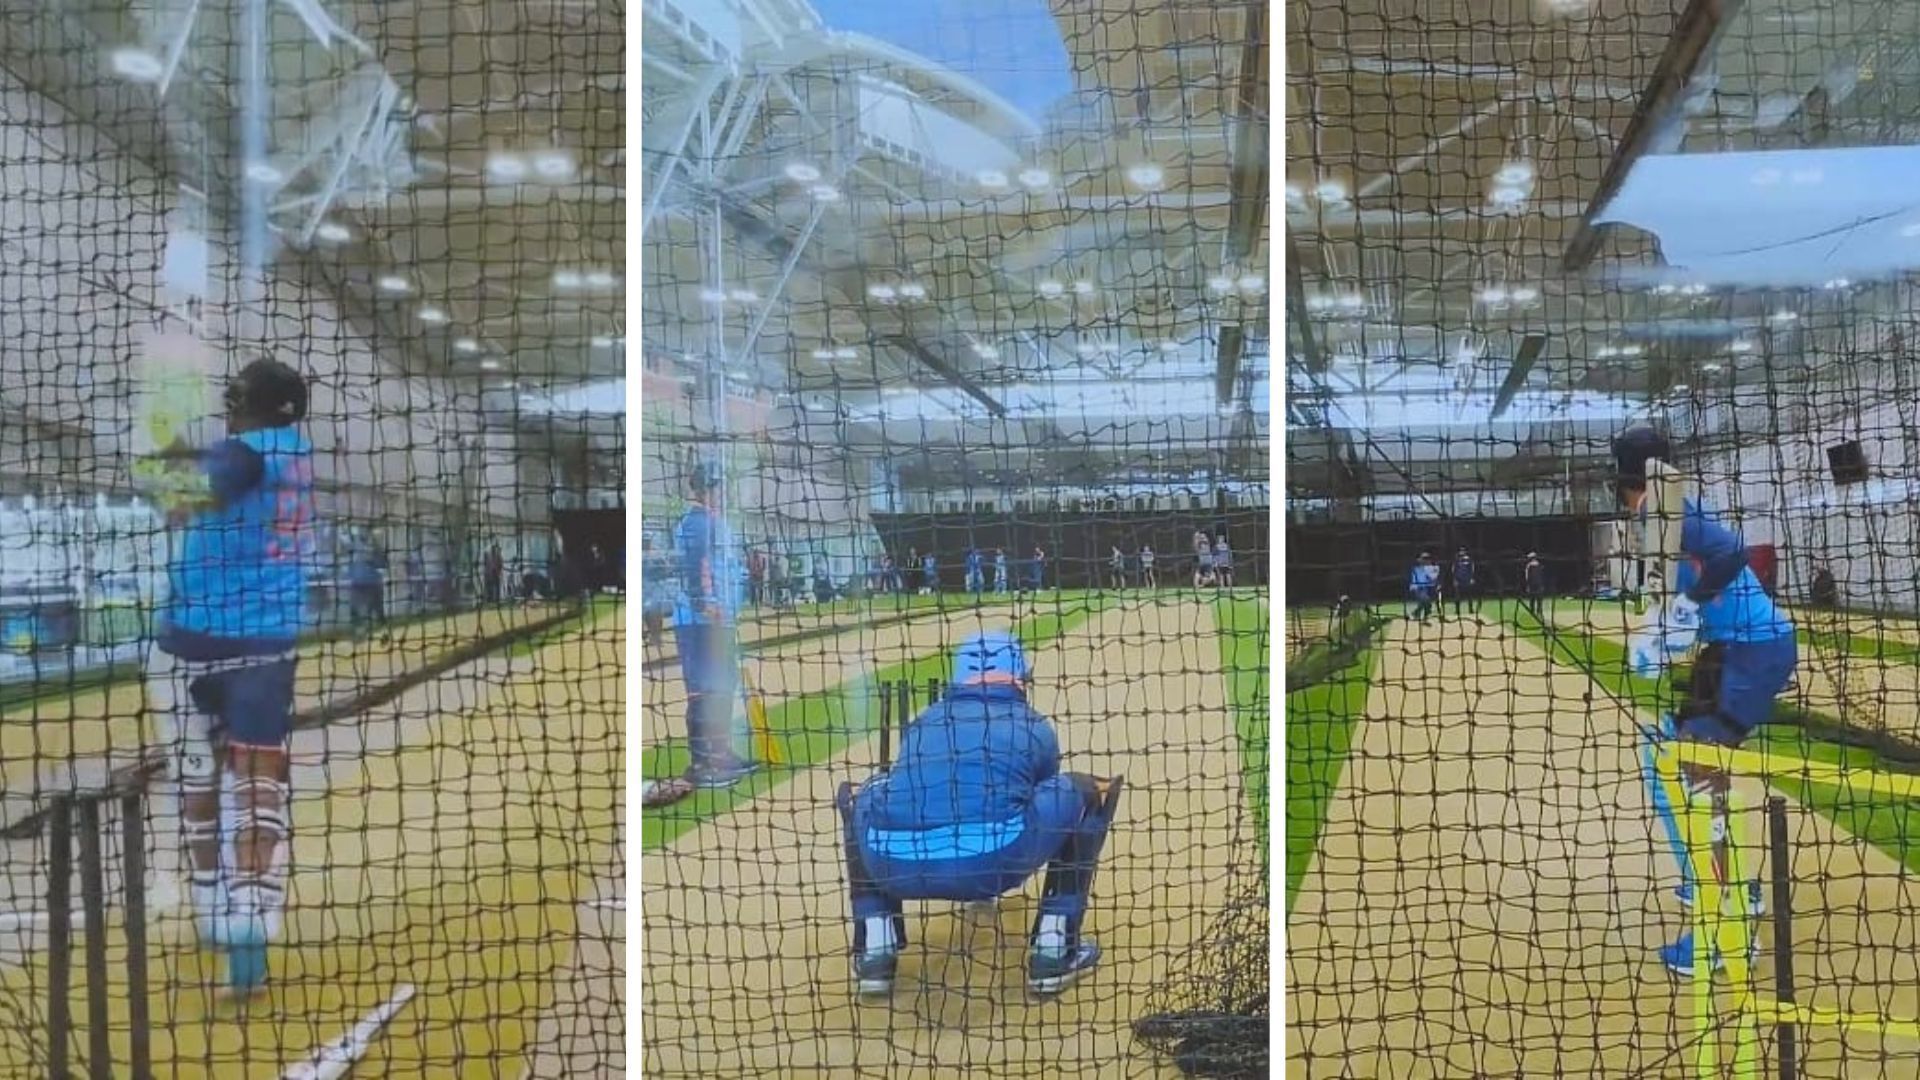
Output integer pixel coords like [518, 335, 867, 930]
[1407, 552, 1439, 621]
[1615, 424, 1797, 977]
[1450, 547, 1479, 615]
[669, 460, 754, 793]
[144, 358, 314, 994]
[839, 632, 1115, 997]
[964, 548, 985, 594]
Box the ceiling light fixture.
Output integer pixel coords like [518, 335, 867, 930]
[1488, 185, 1528, 209]
[108, 47, 164, 82]
[868, 283, 898, 301]
[1509, 285, 1540, 304]
[553, 269, 584, 289]
[314, 221, 351, 243]
[1477, 285, 1511, 305]
[1494, 160, 1535, 186]
[1770, 309, 1799, 322]
[784, 162, 822, 183]
[417, 306, 449, 324]
[833, 347, 857, 359]
[1314, 179, 1347, 203]
[1729, 339, 1755, 353]
[808, 184, 841, 202]
[530, 149, 575, 181]
[1072, 280, 1095, 296]
[485, 153, 528, 183]
[729, 288, 758, 303]
[592, 335, 615, 348]
[1207, 275, 1235, 293]
[454, 338, 480, 354]
[1037, 280, 1064, 298]
[898, 282, 928, 300]
[1701, 362, 1723, 373]
[1337, 293, 1366, 311]
[1596, 345, 1621, 358]
[1018, 167, 1052, 188]
[699, 288, 727, 303]
[377, 275, 411, 294]
[1238, 274, 1266, 294]
[976, 169, 1009, 189]
[479, 358, 502, 371]
[245, 161, 283, 185]
[1125, 162, 1165, 190]
[586, 270, 619, 289]
[811, 348, 835, 360]
[1621, 345, 1645, 357]
[1284, 183, 1306, 209]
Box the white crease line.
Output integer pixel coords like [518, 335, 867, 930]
[281, 983, 417, 1080]
[586, 898, 624, 911]
[0, 908, 85, 932]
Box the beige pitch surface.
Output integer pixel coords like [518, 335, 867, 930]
[0, 605, 623, 1077]
[642, 597, 1252, 1078]
[1286, 614, 1920, 1077]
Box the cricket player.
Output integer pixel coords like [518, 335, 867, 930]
[1614, 425, 1795, 976]
[1192, 531, 1214, 588]
[837, 632, 1115, 997]
[1407, 552, 1439, 621]
[964, 547, 985, 594]
[1140, 545, 1156, 589]
[144, 358, 314, 994]
[1451, 547, 1479, 615]
[994, 548, 1009, 594]
[669, 459, 754, 791]
[1214, 535, 1234, 588]
[921, 550, 937, 595]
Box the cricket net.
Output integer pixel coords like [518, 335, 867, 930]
[0, 0, 624, 1074]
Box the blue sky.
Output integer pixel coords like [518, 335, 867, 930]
[813, 0, 1074, 120]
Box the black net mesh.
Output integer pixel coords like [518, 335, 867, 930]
[640, 1, 1269, 1076]
[0, 0, 624, 1074]
[1290, 0, 1920, 1076]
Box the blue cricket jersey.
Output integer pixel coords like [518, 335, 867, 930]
[672, 500, 741, 626]
[1671, 497, 1795, 644]
[1408, 563, 1439, 597]
[864, 683, 1060, 855]
[162, 426, 314, 654]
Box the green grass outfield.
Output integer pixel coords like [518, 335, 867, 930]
[1496, 599, 1920, 875]
[1282, 609, 1380, 912]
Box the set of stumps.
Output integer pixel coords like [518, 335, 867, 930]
[36, 784, 152, 1079]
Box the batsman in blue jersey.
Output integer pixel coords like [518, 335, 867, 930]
[671, 459, 755, 791]
[1615, 425, 1797, 977]
[145, 358, 315, 995]
[837, 632, 1119, 998]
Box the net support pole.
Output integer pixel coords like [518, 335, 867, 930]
[1769, 795, 1797, 1080]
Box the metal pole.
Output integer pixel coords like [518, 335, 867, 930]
[122, 793, 150, 1080]
[76, 800, 110, 1080]
[48, 799, 73, 1080]
[737, 203, 824, 362]
[640, 67, 729, 240]
[1769, 795, 1797, 1080]
[237, 0, 271, 303]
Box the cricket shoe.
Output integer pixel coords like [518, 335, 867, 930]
[1028, 940, 1102, 997]
[686, 760, 757, 789]
[1659, 932, 1761, 980]
[854, 949, 898, 997]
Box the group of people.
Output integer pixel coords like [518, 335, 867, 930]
[1404, 547, 1548, 620]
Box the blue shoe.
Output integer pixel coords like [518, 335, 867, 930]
[214, 912, 271, 997]
[1028, 940, 1101, 996]
[1660, 932, 1760, 979]
[1674, 883, 1693, 908]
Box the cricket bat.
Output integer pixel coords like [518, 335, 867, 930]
[740, 666, 783, 767]
[1637, 459, 1691, 603]
[130, 325, 215, 510]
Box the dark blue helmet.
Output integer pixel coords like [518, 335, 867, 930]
[686, 456, 722, 493]
[1612, 424, 1671, 485]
